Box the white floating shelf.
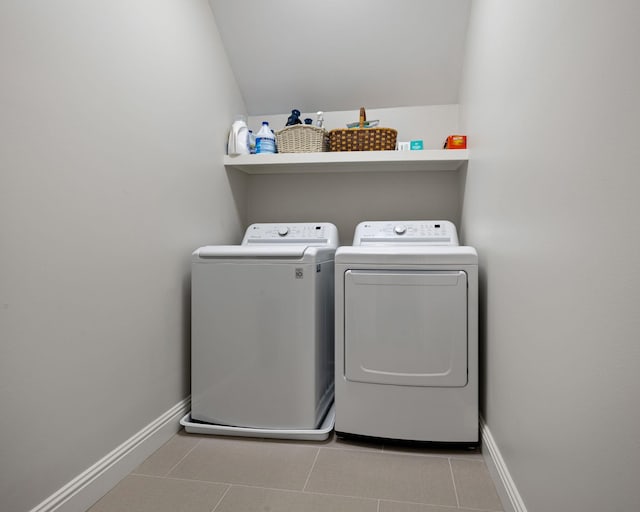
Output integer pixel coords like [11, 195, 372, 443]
[224, 149, 468, 174]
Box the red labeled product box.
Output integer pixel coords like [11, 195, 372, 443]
[444, 135, 467, 149]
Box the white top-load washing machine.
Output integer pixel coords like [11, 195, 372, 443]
[186, 223, 338, 440]
[334, 220, 478, 445]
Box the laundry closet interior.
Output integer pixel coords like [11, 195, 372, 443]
[3, 2, 639, 512]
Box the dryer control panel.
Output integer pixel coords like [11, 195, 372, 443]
[353, 220, 459, 246]
[242, 222, 339, 247]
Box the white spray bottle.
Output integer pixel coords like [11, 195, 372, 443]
[227, 115, 250, 155]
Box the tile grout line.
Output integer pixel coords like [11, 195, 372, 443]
[208, 482, 381, 502]
[324, 445, 383, 453]
[209, 483, 232, 512]
[163, 438, 205, 477]
[150, 475, 233, 485]
[448, 457, 461, 508]
[377, 498, 381, 512]
[365, 445, 482, 461]
[302, 446, 322, 491]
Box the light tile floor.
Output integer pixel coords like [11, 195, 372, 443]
[88, 430, 503, 512]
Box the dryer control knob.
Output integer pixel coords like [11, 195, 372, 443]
[277, 226, 289, 236]
[394, 224, 407, 235]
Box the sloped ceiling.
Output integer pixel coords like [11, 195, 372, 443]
[209, 0, 471, 115]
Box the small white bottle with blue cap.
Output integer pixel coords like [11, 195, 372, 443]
[255, 121, 277, 154]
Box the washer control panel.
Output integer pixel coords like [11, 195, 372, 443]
[353, 220, 459, 246]
[242, 222, 339, 247]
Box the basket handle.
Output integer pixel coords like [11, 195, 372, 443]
[359, 107, 366, 129]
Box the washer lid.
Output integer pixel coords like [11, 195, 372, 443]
[194, 245, 308, 259]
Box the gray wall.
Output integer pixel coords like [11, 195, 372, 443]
[248, 105, 463, 243]
[247, 170, 461, 246]
[0, 1, 246, 510]
[459, 1, 640, 510]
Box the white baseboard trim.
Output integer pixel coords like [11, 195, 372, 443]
[481, 418, 528, 512]
[29, 396, 191, 512]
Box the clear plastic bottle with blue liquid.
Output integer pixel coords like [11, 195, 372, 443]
[255, 121, 276, 154]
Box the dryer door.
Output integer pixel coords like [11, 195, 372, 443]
[344, 270, 468, 387]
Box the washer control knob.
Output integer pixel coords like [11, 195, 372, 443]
[277, 226, 289, 236]
[394, 224, 407, 235]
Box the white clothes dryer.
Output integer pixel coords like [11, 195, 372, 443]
[334, 220, 478, 445]
[187, 223, 338, 440]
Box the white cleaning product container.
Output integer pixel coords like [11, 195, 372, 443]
[256, 121, 277, 154]
[227, 115, 250, 155]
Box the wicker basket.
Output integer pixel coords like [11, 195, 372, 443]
[329, 107, 397, 151]
[275, 125, 328, 153]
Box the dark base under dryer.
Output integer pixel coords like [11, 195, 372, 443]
[335, 430, 480, 451]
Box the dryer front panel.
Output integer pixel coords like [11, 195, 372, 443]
[344, 270, 468, 387]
